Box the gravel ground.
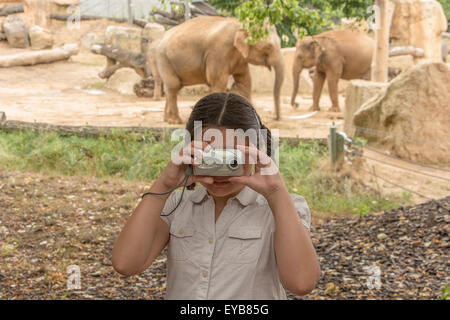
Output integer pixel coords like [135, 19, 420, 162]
[0, 170, 448, 300]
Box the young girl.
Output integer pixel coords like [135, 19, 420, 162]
[112, 93, 320, 299]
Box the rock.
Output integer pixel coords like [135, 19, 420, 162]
[353, 62, 450, 165]
[2, 16, 29, 48]
[344, 80, 388, 137]
[105, 26, 142, 55]
[390, 0, 448, 63]
[29, 25, 53, 50]
[377, 233, 388, 240]
[105, 68, 142, 96]
[141, 23, 165, 53]
[388, 55, 415, 79]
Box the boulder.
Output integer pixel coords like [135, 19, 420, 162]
[390, 0, 448, 63]
[344, 80, 389, 137]
[2, 15, 29, 48]
[105, 68, 142, 96]
[388, 55, 415, 79]
[353, 62, 450, 165]
[141, 22, 165, 53]
[105, 26, 142, 55]
[29, 25, 53, 50]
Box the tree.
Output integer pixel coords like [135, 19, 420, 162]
[210, 0, 374, 47]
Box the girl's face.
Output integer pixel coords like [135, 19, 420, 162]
[197, 126, 253, 199]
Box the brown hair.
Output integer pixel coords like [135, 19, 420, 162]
[186, 92, 273, 157]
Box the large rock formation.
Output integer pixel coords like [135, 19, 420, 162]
[344, 80, 389, 137]
[2, 15, 29, 48]
[353, 62, 450, 165]
[390, 0, 448, 63]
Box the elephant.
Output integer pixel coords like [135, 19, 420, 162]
[291, 29, 375, 113]
[146, 16, 285, 124]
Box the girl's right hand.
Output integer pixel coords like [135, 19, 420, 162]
[158, 141, 214, 190]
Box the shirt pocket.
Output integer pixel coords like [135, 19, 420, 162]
[226, 226, 263, 264]
[168, 224, 195, 261]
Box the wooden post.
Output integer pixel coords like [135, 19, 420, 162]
[371, 0, 395, 83]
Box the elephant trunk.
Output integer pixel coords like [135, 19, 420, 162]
[291, 59, 303, 108]
[273, 57, 285, 121]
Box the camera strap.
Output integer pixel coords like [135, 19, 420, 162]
[141, 166, 193, 217]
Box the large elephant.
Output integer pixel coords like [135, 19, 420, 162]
[147, 16, 285, 124]
[291, 29, 374, 112]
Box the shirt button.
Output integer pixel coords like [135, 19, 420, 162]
[178, 228, 184, 235]
[208, 237, 213, 244]
[202, 271, 208, 278]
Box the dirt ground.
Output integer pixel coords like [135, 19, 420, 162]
[0, 20, 449, 205]
[0, 169, 448, 300]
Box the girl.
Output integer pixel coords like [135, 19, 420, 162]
[112, 93, 320, 299]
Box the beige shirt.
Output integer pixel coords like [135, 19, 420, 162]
[160, 185, 311, 300]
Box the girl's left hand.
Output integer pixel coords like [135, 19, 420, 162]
[228, 144, 286, 201]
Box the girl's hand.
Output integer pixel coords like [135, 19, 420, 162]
[228, 144, 286, 201]
[157, 141, 214, 191]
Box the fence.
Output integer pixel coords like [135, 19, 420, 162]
[328, 124, 450, 201]
[79, 0, 162, 20]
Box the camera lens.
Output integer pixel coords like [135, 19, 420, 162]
[228, 159, 239, 170]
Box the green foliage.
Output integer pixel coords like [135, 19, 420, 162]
[438, 0, 450, 20]
[0, 130, 411, 216]
[209, 0, 374, 47]
[440, 284, 450, 300]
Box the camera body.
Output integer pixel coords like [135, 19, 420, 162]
[193, 148, 244, 176]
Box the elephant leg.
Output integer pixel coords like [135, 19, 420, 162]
[310, 71, 326, 112]
[159, 60, 183, 124]
[326, 73, 341, 113]
[232, 67, 252, 102]
[148, 57, 163, 101]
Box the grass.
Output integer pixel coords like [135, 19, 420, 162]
[0, 129, 412, 217]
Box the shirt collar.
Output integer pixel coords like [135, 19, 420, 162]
[189, 185, 258, 207]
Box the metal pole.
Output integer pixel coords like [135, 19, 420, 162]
[127, 0, 133, 24]
[184, 0, 190, 21]
[330, 124, 337, 167]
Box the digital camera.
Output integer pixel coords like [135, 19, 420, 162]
[193, 148, 244, 176]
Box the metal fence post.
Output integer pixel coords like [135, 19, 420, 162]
[127, 0, 133, 24]
[330, 124, 337, 166]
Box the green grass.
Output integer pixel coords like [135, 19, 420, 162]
[0, 129, 411, 217]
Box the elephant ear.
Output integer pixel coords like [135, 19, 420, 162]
[234, 30, 250, 59]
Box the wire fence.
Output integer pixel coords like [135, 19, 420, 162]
[329, 125, 450, 201]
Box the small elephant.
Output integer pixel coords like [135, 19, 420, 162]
[146, 16, 285, 124]
[291, 29, 375, 113]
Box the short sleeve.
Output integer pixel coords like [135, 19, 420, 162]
[160, 190, 183, 228]
[290, 194, 311, 231]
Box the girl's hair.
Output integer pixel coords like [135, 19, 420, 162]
[186, 92, 273, 157]
[185, 92, 273, 189]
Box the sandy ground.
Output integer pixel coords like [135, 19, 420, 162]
[0, 20, 448, 206]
